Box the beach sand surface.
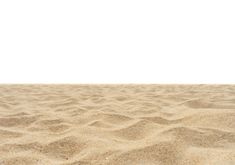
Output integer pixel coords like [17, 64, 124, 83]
[0, 85, 235, 165]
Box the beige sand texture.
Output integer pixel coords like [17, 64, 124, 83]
[0, 85, 235, 165]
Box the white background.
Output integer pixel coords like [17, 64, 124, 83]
[0, 0, 234, 83]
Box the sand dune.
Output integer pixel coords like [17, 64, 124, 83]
[0, 85, 234, 165]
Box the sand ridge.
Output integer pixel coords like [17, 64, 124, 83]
[0, 85, 234, 165]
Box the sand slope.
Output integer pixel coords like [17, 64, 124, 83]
[0, 85, 234, 165]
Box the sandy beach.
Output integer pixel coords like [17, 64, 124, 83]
[0, 85, 234, 165]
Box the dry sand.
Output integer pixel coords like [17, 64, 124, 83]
[0, 85, 234, 165]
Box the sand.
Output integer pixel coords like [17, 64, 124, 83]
[0, 85, 234, 165]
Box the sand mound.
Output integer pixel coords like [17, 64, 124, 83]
[0, 116, 37, 127]
[108, 141, 184, 165]
[111, 119, 160, 140]
[0, 156, 41, 165]
[42, 136, 85, 160]
[0, 129, 23, 144]
[0, 85, 234, 164]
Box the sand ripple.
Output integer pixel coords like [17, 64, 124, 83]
[0, 85, 234, 165]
